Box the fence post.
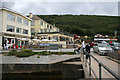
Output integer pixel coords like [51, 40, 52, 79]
[82, 48, 84, 62]
[89, 55, 91, 76]
[83, 53, 84, 62]
[85, 55, 87, 67]
[99, 63, 102, 80]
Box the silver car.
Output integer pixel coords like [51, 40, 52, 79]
[109, 42, 120, 51]
[93, 43, 113, 55]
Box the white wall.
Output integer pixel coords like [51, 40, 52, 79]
[0, 10, 3, 49]
[0, 36, 2, 49]
[0, 10, 2, 33]
[2, 10, 31, 37]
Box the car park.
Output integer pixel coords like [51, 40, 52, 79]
[93, 43, 113, 55]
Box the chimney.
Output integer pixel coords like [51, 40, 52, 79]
[29, 12, 33, 18]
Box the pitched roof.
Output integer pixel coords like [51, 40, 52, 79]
[31, 15, 41, 20]
[31, 15, 59, 29]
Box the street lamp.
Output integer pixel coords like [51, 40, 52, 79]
[85, 35, 88, 41]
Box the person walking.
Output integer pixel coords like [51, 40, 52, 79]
[85, 43, 91, 59]
[82, 41, 85, 54]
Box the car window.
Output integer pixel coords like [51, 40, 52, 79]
[98, 44, 109, 47]
[115, 43, 120, 47]
[109, 44, 114, 46]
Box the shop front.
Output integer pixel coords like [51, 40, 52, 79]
[2, 33, 30, 49]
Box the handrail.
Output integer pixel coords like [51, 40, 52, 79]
[86, 58, 98, 79]
[80, 51, 120, 80]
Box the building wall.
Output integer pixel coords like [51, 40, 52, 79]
[31, 17, 59, 34]
[0, 10, 2, 33]
[31, 20, 40, 33]
[37, 33, 74, 42]
[0, 10, 3, 49]
[2, 10, 31, 37]
[0, 8, 32, 49]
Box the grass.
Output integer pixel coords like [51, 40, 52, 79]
[5, 49, 76, 57]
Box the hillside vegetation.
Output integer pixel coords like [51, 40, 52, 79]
[37, 15, 118, 36]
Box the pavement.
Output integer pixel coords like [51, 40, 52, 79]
[1, 54, 80, 64]
[82, 51, 120, 79]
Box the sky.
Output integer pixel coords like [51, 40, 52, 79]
[0, 0, 119, 16]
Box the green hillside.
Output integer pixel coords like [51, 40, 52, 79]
[37, 15, 118, 36]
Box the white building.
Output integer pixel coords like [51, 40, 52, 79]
[0, 7, 32, 49]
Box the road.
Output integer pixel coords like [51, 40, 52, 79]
[84, 51, 120, 79]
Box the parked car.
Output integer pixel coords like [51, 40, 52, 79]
[93, 43, 113, 55]
[109, 42, 120, 51]
[93, 43, 99, 53]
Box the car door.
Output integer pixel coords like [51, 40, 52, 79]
[93, 44, 98, 52]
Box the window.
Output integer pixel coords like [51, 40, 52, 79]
[31, 28, 35, 33]
[31, 21, 35, 26]
[7, 13, 15, 21]
[44, 29, 47, 32]
[23, 29, 28, 34]
[115, 43, 120, 47]
[49, 30, 51, 32]
[53, 36, 58, 41]
[40, 21, 43, 26]
[47, 24, 49, 28]
[17, 16, 22, 23]
[50, 26, 52, 29]
[6, 25, 15, 32]
[23, 19, 29, 26]
[16, 27, 21, 33]
[40, 29, 43, 33]
[44, 23, 46, 28]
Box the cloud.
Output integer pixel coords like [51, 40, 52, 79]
[1, 2, 15, 8]
[1, 2, 118, 16]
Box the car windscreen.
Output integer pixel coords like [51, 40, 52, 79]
[98, 44, 109, 47]
[114, 43, 120, 47]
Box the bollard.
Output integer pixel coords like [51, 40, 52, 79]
[99, 63, 102, 80]
[89, 56, 91, 76]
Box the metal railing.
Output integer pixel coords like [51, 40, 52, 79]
[80, 50, 120, 80]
